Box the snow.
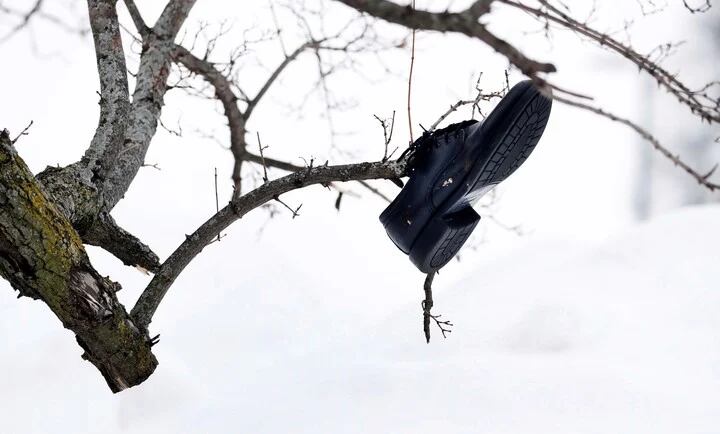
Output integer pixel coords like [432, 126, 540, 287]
[1, 1, 717, 431]
[1, 205, 719, 433]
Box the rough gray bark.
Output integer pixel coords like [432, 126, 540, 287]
[1, 0, 410, 391]
[0, 131, 157, 392]
[84, 0, 130, 170]
[34, 0, 129, 235]
[0, 0, 195, 392]
[131, 159, 408, 329]
[101, 1, 197, 209]
[83, 211, 160, 272]
[36, 0, 159, 259]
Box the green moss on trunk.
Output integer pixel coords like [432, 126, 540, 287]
[0, 131, 157, 392]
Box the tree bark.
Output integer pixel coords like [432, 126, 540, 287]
[0, 130, 157, 393]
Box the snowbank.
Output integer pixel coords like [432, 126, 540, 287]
[1, 205, 718, 433]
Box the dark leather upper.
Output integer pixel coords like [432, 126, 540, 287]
[379, 80, 539, 254]
[379, 121, 479, 253]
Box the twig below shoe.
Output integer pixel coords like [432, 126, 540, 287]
[422, 271, 453, 343]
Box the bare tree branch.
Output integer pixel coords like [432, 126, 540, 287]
[552, 93, 720, 191]
[10, 120, 34, 144]
[244, 151, 394, 202]
[173, 30, 371, 197]
[153, 0, 196, 39]
[122, 0, 149, 37]
[1, 0, 715, 393]
[422, 272, 453, 342]
[499, 0, 720, 124]
[83, 211, 161, 272]
[131, 158, 408, 329]
[407, 0, 417, 143]
[374, 110, 396, 161]
[0, 131, 157, 393]
[31, 1, 146, 270]
[422, 271, 435, 342]
[84, 0, 131, 171]
[682, 0, 712, 13]
[468, 0, 496, 17]
[244, 40, 319, 120]
[174, 44, 247, 195]
[334, 0, 556, 76]
[0, 0, 42, 43]
[100, 0, 197, 209]
[428, 73, 508, 130]
[0, 0, 88, 40]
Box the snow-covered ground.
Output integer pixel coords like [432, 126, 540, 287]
[1, 1, 718, 431]
[1, 204, 718, 433]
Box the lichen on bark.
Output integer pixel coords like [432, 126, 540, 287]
[0, 130, 157, 392]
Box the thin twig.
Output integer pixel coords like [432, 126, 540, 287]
[273, 195, 302, 218]
[158, 116, 183, 137]
[422, 271, 435, 342]
[429, 74, 507, 131]
[257, 132, 269, 183]
[422, 272, 453, 343]
[268, 0, 289, 56]
[553, 93, 720, 191]
[357, 180, 392, 202]
[374, 110, 397, 161]
[244, 40, 319, 120]
[407, 0, 417, 144]
[214, 167, 222, 242]
[682, 0, 711, 13]
[244, 151, 393, 203]
[499, 0, 720, 124]
[0, 0, 42, 44]
[11, 120, 33, 144]
[334, 191, 344, 210]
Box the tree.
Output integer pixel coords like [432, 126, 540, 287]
[0, 0, 717, 393]
[632, 9, 720, 218]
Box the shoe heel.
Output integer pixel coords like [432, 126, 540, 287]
[409, 206, 480, 273]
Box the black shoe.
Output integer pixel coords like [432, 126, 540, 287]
[380, 80, 552, 273]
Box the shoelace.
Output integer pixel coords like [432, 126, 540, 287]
[399, 119, 478, 173]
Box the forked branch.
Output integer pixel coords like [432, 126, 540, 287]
[334, 0, 556, 76]
[131, 158, 408, 329]
[499, 0, 720, 124]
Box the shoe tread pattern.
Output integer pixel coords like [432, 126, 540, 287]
[429, 221, 477, 269]
[428, 95, 550, 269]
[476, 95, 551, 187]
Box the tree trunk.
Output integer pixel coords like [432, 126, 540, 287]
[0, 130, 157, 392]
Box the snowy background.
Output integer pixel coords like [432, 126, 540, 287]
[0, 1, 719, 433]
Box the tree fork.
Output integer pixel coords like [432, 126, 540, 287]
[0, 130, 157, 392]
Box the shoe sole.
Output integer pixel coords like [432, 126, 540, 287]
[408, 85, 552, 272]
